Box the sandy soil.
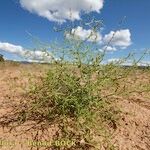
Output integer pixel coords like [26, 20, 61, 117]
[0, 62, 150, 150]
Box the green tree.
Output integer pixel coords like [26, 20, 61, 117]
[0, 54, 4, 62]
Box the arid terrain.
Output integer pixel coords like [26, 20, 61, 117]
[0, 62, 150, 150]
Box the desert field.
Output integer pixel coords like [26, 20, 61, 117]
[0, 61, 150, 150]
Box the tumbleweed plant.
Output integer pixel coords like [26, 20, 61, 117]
[0, 16, 149, 150]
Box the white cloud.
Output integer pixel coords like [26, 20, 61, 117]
[103, 29, 132, 49]
[20, 0, 104, 22]
[66, 26, 102, 42]
[107, 58, 150, 66]
[100, 46, 117, 52]
[66, 28, 132, 51]
[107, 58, 121, 63]
[137, 61, 150, 66]
[0, 42, 53, 62]
[0, 42, 25, 56]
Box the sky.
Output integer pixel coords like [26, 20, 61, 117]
[0, 0, 150, 64]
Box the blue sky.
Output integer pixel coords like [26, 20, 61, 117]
[0, 0, 149, 63]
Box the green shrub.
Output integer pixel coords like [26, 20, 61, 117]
[0, 54, 4, 62]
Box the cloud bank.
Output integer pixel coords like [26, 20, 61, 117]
[0, 42, 53, 62]
[66, 27, 132, 51]
[107, 58, 150, 66]
[0, 29, 132, 61]
[20, 0, 104, 22]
